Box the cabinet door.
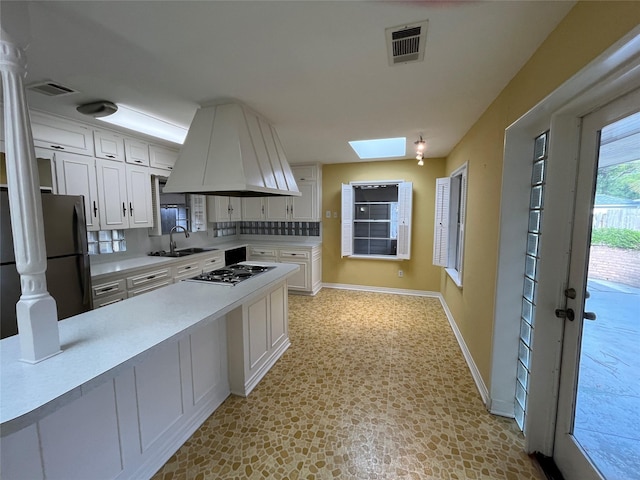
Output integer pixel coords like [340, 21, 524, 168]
[54, 152, 100, 231]
[247, 296, 270, 372]
[94, 130, 125, 162]
[291, 181, 316, 221]
[125, 164, 153, 228]
[149, 144, 178, 171]
[269, 284, 287, 349]
[190, 195, 207, 232]
[242, 197, 265, 221]
[229, 196, 242, 221]
[265, 196, 289, 221]
[96, 159, 129, 229]
[124, 138, 150, 166]
[31, 112, 94, 156]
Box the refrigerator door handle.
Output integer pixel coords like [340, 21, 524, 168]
[74, 202, 92, 309]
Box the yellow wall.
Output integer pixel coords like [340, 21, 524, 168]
[322, 158, 445, 292]
[443, 1, 640, 386]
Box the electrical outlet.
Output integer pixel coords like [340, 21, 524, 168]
[398, 270, 403, 278]
[326, 210, 331, 218]
[333, 211, 338, 218]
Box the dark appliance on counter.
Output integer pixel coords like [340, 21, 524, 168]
[224, 246, 246, 266]
[0, 190, 92, 339]
[186, 264, 274, 286]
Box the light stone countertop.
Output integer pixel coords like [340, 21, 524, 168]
[0, 262, 299, 436]
[90, 238, 321, 279]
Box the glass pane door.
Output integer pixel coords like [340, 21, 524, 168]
[554, 89, 640, 479]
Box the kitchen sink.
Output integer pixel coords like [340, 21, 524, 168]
[175, 247, 218, 254]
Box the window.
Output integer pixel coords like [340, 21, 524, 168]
[341, 181, 413, 259]
[433, 163, 468, 286]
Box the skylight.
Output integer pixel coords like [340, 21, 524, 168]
[349, 137, 406, 159]
[98, 105, 189, 144]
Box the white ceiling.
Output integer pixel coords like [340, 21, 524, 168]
[7, 1, 575, 164]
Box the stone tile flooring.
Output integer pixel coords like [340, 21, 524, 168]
[152, 289, 543, 479]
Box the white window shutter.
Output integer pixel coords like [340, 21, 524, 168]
[433, 177, 450, 267]
[341, 183, 353, 257]
[397, 181, 413, 259]
[456, 170, 468, 274]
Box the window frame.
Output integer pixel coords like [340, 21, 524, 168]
[433, 162, 468, 286]
[341, 180, 413, 260]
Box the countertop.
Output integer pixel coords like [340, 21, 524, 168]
[0, 262, 299, 436]
[90, 238, 321, 279]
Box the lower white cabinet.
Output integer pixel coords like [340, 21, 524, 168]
[248, 243, 322, 295]
[226, 282, 289, 396]
[126, 267, 172, 298]
[91, 278, 127, 308]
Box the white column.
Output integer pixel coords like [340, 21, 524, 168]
[0, 34, 61, 362]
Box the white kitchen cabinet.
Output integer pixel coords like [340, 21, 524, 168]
[278, 249, 310, 291]
[172, 258, 201, 282]
[124, 138, 150, 166]
[226, 282, 289, 396]
[125, 164, 153, 228]
[30, 111, 95, 156]
[96, 158, 129, 230]
[149, 144, 178, 171]
[94, 130, 125, 162]
[126, 267, 172, 297]
[248, 243, 322, 295]
[199, 251, 224, 272]
[264, 165, 320, 221]
[207, 196, 242, 222]
[241, 197, 266, 221]
[248, 246, 278, 263]
[53, 151, 100, 231]
[91, 278, 127, 308]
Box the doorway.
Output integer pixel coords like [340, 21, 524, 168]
[553, 89, 640, 479]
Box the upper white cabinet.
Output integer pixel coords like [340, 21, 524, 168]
[31, 112, 95, 156]
[96, 158, 129, 229]
[241, 197, 266, 221]
[94, 130, 125, 162]
[207, 196, 242, 222]
[124, 138, 150, 166]
[53, 152, 100, 231]
[264, 165, 320, 222]
[125, 164, 153, 228]
[149, 144, 178, 171]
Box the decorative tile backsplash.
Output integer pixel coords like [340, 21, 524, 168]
[240, 221, 320, 236]
[210, 222, 237, 238]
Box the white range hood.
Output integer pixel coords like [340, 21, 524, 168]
[163, 101, 300, 197]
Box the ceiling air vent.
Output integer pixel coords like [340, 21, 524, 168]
[27, 81, 78, 97]
[385, 20, 428, 66]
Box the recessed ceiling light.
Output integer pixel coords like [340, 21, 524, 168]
[348, 137, 406, 159]
[97, 105, 189, 144]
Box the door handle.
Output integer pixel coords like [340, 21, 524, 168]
[93, 201, 98, 217]
[129, 202, 133, 215]
[555, 308, 575, 321]
[584, 312, 597, 321]
[122, 202, 127, 216]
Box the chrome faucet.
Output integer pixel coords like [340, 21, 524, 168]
[169, 225, 190, 254]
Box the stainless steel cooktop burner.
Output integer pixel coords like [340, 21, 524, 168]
[186, 264, 274, 286]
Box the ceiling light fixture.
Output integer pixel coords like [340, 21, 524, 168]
[414, 135, 426, 166]
[95, 104, 189, 144]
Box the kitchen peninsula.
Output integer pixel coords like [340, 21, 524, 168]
[0, 262, 298, 480]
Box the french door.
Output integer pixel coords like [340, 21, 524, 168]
[554, 88, 640, 479]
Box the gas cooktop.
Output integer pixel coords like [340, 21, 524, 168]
[185, 264, 274, 286]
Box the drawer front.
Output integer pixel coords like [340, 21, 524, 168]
[174, 260, 200, 279]
[279, 249, 310, 260]
[93, 292, 127, 308]
[127, 268, 171, 289]
[92, 278, 126, 300]
[201, 255, 224, 272]
[128, 279, 172, 298]
[249, 247, 277, 258]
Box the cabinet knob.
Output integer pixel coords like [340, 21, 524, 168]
[107, 155, 115, 159]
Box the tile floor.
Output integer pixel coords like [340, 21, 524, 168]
[152, 289, 543, 480]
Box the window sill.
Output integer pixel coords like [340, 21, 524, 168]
[445, 268, 463, 288]
[348, 255, 405, 261]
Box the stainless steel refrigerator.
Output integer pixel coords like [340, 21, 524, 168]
[1, 189, 92, 339]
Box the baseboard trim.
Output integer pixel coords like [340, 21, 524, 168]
[321, 283, 490, 409]
[435, 293, 491, 408]
[322, 283, 440, 298]
[489, 398, 516, 418]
